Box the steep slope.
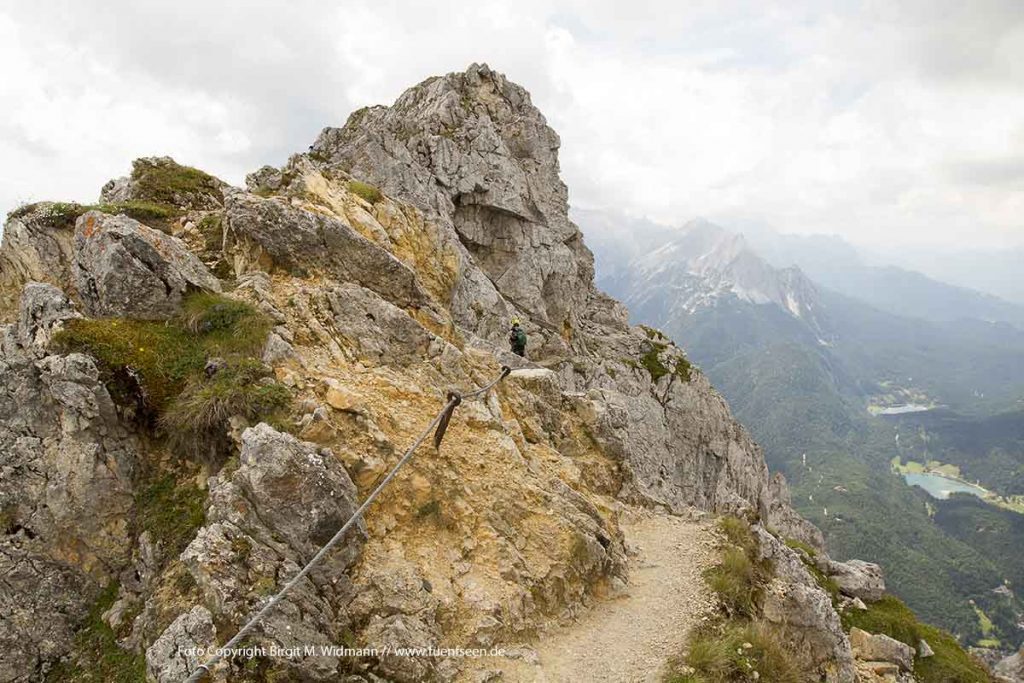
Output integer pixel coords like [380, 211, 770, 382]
[581, 211, 1024, 651]
[0, 65, 849, 683]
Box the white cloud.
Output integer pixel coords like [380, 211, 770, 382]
[0, 0, 1022, 249]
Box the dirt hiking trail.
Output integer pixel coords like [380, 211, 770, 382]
[462, 509, 718, 682]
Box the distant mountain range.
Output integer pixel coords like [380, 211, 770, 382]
[576, 208, 1024, 650]
[740, 229, 1024, 329]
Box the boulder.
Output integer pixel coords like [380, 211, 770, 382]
[180, 424, 364, 680]
[16, 282, 80, 349]
[827, 559, 885, 602]
[995, 646, 1024, 683]
[322, 283, 439, 365]
[224, 191, 426, 308]
[918, 639, 935, 658]
[73, 211, 220, 318]
[849, 627, 914, 672]
[145, 606, 215, 683]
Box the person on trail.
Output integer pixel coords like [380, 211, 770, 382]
[509, 317, 527, 357]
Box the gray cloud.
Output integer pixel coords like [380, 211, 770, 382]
[1, 0, 1022, 248]
[946, 158, 1024, 187]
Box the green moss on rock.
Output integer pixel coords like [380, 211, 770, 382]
[45, 582, 146, 682]
[640, 342, 670, 381]
[6, 200, 180, 232]
[135, 473, 206, 555]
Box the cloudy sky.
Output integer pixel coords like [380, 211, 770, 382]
[1, 0, 1022, 248]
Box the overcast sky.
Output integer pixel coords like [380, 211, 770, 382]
[2, 0, 1022, 248]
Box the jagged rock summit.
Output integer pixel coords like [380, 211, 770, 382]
[1, 63, 844, 682]
[286, 64, 818, 529]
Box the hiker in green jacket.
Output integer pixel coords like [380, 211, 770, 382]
[509, 317, 527, 357]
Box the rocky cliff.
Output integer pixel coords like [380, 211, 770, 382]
[2, 64, 848, 682]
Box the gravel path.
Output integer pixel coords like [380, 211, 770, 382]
[464, 510, 717, 682]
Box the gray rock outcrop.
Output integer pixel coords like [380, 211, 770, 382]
[311, 63, 591, 333]
[224, 191, 427, 308]
[828, 558, 886, 602]
[145, 606, 215, 683]
[174, 424, 364, 680]
[100, 156, 228, 210]
[307, 62, 808, 531]
[0, 203, 78, 318]
[0, 285, 138, 679]
[996, 645, 1024, 683]
[849, 627, 915, 672]
[753, 526, 856, 682]
[73, 210, 221, 319]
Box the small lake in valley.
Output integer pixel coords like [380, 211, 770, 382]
[903, 472, 988, 500]
[874, 404, 933, 415]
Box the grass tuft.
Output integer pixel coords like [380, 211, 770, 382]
[162, 359, 290, 436]
[347, 179, 383, 204]
[668, 620, 809, 683]
[674, 356, 693, 381]
[6, 200, 179, 231]
[135, 473, 206, 555]
[718, 516, 757, 554]
[705, 547, 763, 618]
[704, 517, 768, 618]
[52, 292, 278, 416]
[53, 318, 202, 410]
[130, 158, 223, 207]
[784, 537, 817, 557]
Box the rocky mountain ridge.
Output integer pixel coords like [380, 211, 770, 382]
[0, 63, 895, 682]
[609, 218, 830, 340]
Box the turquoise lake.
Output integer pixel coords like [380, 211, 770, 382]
[903, 472, 988, 500]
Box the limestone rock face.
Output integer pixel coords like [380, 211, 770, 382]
[766, 471, 825, 549]
[224, 191, 427, 308]
[311, 63, 592, 332]
[849, 627, 915, 672]
[0, 64, 840, 682]
[753, 526, 856, 682]
[827, 558, 886, 602]
[306, 63, 807, 530]
[0, 204, 78, 319]
[145, 606, 215, 683]
[995, 646, 1024, 683]
[0, 285, 137, 680]
[73, 211, 221, 319]
[175, 424, 364, 680]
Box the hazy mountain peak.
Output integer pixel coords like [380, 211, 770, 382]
[630, 218, 822, 331]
